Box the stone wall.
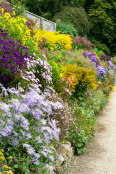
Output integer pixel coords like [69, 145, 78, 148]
[24, 11, 56, 32]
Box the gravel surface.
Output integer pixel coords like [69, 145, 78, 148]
[65, 88, 116, 174]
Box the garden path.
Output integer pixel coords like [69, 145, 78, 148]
[65, 87, 116, 174]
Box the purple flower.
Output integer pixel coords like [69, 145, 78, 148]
[36, 136, 43, 143]
[96, 65, 106, 79]
[26, 133, 32, 139]
[34, 153, 40, 159]
[32, 158, 39, 165]
[48, 155, 54, 162]
[12, 139, 18, 146]
[108, 61, 115, 70]
[27, 147, 35, 155]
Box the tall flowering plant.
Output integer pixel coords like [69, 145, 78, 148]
[0, 28, 29, 87]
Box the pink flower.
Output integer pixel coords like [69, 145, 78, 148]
[52, 52, 56, 55]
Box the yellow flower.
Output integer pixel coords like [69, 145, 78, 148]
[13, 11, 15, 16]
[59, 73, 64, 78]
[2, 8, 4, 13]
[4, 12, 11, 20]
[98, 81, 101, 84]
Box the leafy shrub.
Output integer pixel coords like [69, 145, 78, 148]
[88, 39, 111, 55]
[67, 99, 96, 154]
[84, 89, 108, 114]
[88, 0, 116, 56]
[67, 126, 87, 155]
[34, 29, 72, 51]
[8, 0, 26, 16]
[48, 61, 65, 94]
[93, 48, 105, 57]
[62, 64, 97, 97]
[0, 28, 29, 88]
[71, 36, 95, 50]
[53, 6, 90, 36]
[56, 21, 77, 37]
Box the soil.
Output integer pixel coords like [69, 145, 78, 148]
[65, 88, 116, 174]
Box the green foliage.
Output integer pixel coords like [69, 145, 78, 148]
[56, 21, 77, 37]
[7, 0, 26, 16]
[90, 39, 111, 55]
[14, 0, 87, 20]
[88, 0, 116, 55]
[84, 89, 108, 114]
[16, 0, 62, 20]
[93, 48, 105, 57]
[48, 60, 65, 94]
[53, 6, 90, 36]
[67, 127, 87, 155]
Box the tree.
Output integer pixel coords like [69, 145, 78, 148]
[88, 0, 116, 55]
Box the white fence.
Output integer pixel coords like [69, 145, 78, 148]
[1, 0, 56, 31]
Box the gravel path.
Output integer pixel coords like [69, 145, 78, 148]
[65, 88, 116, 174]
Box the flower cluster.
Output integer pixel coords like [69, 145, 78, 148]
[96, 66, 106, 79]
[71, 36, 95, 49]
[100, 54, 112, 61]
[0, 28, 29, 86]
[34, 29, 72, 51]
[0, 83, 63, 173]
[107, 60, 115, 70]
[83, 50, 99, 66]
[62, 64, 97, 96]
[20, 53, 53, 90]
[83, 50, 108, 80]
